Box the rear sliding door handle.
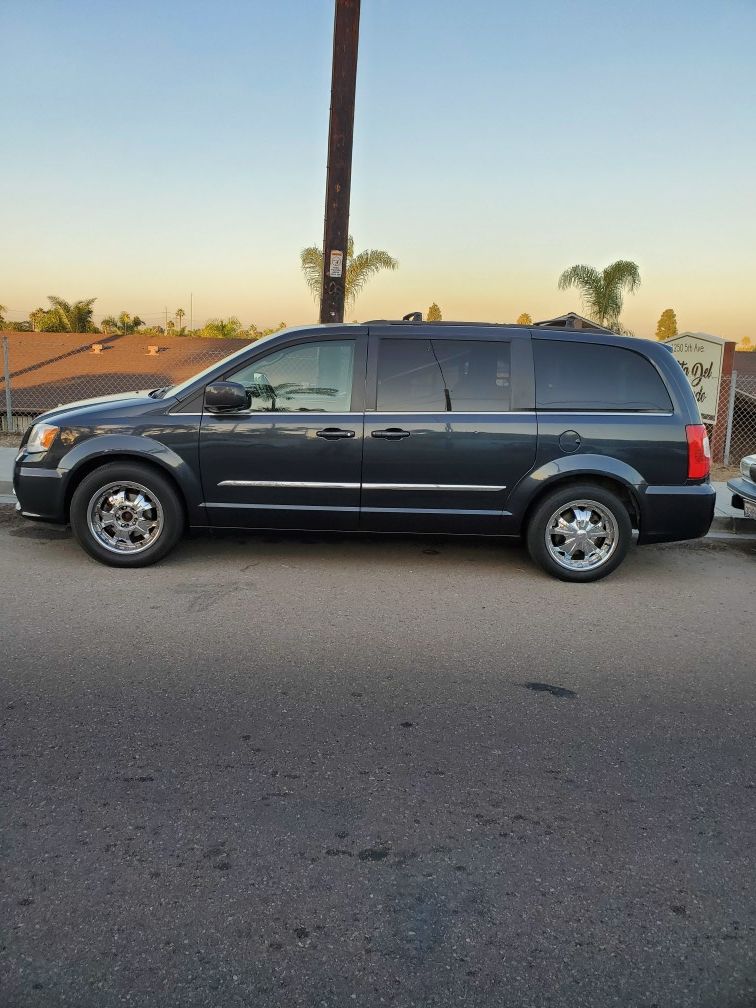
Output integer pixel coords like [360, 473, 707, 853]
[371, 428, 411, 440]
[316, 427, 356, 440]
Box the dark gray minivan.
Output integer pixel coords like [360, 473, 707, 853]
[12, 320, 715, 581]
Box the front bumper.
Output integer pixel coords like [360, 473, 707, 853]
[637, 483, 716, 544]
[727, 476, 756, 512]
[13, 462, 68, 522]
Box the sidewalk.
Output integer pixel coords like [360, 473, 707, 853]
[0, 446, 17, 502]
[711, 480, 755, 533]
[1, 446, 754, 532]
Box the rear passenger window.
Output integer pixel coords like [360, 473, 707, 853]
[376, 338, 511, 411]
[376, 339, 447, 411]
[433, 340, 510, 412]
[534, 340, 672, 412]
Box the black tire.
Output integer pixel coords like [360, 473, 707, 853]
[526, 482, 633, 583]
[70, 461, 184, 568]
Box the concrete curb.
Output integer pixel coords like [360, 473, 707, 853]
[710, 515, 756, 535]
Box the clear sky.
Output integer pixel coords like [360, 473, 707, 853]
[2, 0, 755, 340]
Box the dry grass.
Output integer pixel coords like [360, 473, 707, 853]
[711, 463, 740, 482]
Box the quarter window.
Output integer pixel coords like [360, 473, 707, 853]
[228, 340, 355, 412]
[533, 340, 673, 412]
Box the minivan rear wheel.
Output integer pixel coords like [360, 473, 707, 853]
[70, 462, 184, 567]
[526, 483, 632, 582]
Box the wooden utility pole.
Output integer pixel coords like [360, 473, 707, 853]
[319, 0, 361, 324]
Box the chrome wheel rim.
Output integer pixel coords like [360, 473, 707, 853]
[87, 481, 164, 555]
[545, 498, 619, 572]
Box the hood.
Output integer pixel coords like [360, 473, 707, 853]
[35, 389, 166, 425]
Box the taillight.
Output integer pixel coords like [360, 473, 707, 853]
[686, 424, 710, 480]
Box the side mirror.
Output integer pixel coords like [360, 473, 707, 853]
[205, 381, 250, 413]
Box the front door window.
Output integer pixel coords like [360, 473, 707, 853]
[229, 340, 355, 412]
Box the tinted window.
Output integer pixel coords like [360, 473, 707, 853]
[534, 340, 672, 411]
[229, 340, 354, 412]
[433, 340, 510, 411]
[376, 339, 446, 411]
[376, 338, 511, 411]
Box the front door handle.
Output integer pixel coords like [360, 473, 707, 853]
[316, 427, 356, 440]
[371, 428, 411, 440]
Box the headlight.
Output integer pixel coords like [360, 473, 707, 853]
[26, 423, 60, 454]
[742, 456, 756, 482]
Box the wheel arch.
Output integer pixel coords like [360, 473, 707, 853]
[64, 452, 189, 524]
[521, 471, 642, 534]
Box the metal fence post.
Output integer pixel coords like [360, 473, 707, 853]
[723, 370, 737, 466]
[2, 334, 12, 433]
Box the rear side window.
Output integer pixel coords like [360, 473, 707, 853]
[376, 338, 511, 411]
[534, 340, 673, 412]
[433, 341, 511, 411]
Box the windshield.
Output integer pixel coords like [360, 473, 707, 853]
[166, 330, 288, 400]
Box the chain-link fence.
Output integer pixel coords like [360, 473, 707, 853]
[0, 331, 244, 434]
[726, 371, 756, 463]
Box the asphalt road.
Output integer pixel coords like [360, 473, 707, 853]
[1, 510, 754, 1008]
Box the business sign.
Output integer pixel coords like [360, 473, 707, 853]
[664, 332, 725, 423]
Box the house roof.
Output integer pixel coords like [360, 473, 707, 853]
[534, 312, 613, 332]
[734, 351, 756, 377]
[1, 331, 248, 412]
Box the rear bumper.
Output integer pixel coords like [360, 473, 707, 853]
[13, 464, 68, 523]
[637, 483, 715, 545]
[727, 476, 756, 510]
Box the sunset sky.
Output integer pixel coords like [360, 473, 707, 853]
[2, 0, 755, 340]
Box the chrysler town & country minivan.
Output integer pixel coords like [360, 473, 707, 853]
[13, 320, 715, 581]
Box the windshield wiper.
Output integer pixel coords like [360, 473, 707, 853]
[148, 386, 171, 399]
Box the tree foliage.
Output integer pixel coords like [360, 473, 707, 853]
[427, 302, 442, 322]
[737, 336, 755, 352]
[300, 235, 398, 309]
[31, 296, 98, 333]
[516, 313, 532, 325]
[1, 319, 32, 331]
[558, 261, 640, 332]
[200, 317, 245, 340]
[101, 312, 145, 335]
[248, 321, 287, 341]
[198, 318, 287, 341]
[655, 308, 678, 341]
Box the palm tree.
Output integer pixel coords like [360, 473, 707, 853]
[300, 236, 398, 310]
[516, 313, 532, 325]
[557, 261, 640, 333]
[100, 312, 145, 335]
[176, 308, 185, 328]
[46, 296, 97, 333]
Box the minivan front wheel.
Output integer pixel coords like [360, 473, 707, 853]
[526, 483, 632, 582]
[70, 462, 184, 567]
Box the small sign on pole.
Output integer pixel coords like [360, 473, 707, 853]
[328, 249, 344, 278]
